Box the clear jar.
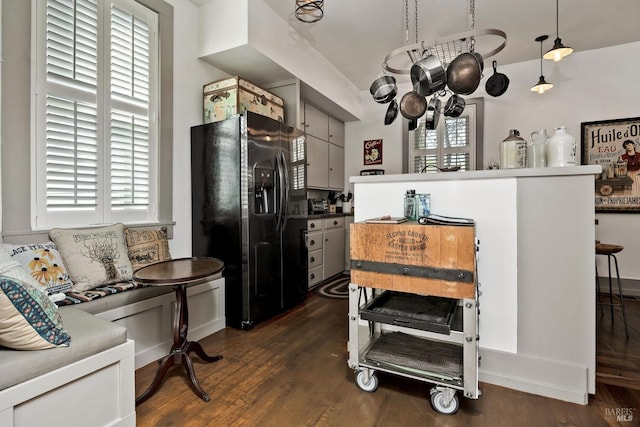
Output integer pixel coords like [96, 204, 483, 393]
[416, 194, 431, 218]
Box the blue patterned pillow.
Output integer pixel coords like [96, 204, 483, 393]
[0, 276, 71, 350]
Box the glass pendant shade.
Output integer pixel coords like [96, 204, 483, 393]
[531, 76, 553, 94]
[543, 37, 574, 61]
[532, 35, 553, 94]
[544, 0, 573, 61]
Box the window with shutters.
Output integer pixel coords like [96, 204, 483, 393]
[408, 101, 482, 174]
[33, 0, 159, 229]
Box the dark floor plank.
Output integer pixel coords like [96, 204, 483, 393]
[135, 293, 640, 426]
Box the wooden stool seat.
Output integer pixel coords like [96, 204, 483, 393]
[596, 243, 623, 255]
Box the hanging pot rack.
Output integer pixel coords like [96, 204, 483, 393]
[382, 28, 507, 76]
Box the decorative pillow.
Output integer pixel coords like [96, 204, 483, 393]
[1, 242, 73, 295]
[124, 226, 172, 270]
[0, 276, 71, 350]
[49, 223, 133, 292]
[0, 247, 47, 293]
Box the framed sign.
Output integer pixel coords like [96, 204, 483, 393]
[581, 117, 640, 212]
[363, 139, 383, 165]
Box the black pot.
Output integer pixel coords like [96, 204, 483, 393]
[486, 61, 510, 97]
[443, 94, 465, 118]
[384, 99, 399, 125]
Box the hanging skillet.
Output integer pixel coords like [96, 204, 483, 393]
[399, 91, 427, 120]
[384, 99, 399, 125]
[486, 60, 510, 97]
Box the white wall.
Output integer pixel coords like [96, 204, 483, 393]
[345, 41, 640, 281]
[167, 0, 229, 257]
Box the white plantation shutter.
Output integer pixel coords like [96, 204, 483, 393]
[35, 0, 158, 228]
[409, 103, 477, 173]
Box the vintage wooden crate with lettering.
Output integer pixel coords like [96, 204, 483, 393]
[350, 222, 476, 298]
[203, 76, 284, 124]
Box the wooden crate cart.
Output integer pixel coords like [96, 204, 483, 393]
[347, 222, 480, 415]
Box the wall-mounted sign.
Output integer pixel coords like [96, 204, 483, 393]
[581, 117, 640, 212]
[363, 139, 383, 165]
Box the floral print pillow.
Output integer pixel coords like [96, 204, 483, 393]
[1, 242, 73, 295]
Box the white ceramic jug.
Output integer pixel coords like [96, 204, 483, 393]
[499, 129, 527, 169]
[528, 129, 549, 168]
[547, 126, 576, 167]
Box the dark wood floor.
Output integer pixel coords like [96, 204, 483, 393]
[135, 293, 640, 426]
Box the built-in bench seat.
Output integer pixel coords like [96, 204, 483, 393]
[0, 307, 135, 427]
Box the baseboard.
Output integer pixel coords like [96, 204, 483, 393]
[597, 277, 640, 298]
[478, 348, 589, 405]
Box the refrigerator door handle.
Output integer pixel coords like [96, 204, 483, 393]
[280, 150, 290, 231]
[275, 151, 286, 231]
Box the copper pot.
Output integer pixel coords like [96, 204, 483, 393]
[446, 52, 482, 95]
[399, 91, 427, 120]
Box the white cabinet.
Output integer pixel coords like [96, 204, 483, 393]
[304, 103, 329, 140]
[323, 217, 345, 279]
[328, 143, 345, 190]
[328, 116, 345, 147]
[307, 217, 345, 287]
[307, 135, 329, 189]
[302, 102, 345, 190]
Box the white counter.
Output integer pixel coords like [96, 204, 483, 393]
[350, 166, 600, 404]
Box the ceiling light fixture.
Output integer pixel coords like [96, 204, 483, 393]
[543, 0, 573, 61]
[532, 35, 553, 94]
[295, 0, 324, 23]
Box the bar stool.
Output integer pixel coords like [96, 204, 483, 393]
[595, 242, 629, 338]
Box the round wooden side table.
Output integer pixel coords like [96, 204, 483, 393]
[134, 257, 225, 405]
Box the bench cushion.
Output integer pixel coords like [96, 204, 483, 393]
[0, 306, 127, 391]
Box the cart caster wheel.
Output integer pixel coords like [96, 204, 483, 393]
[355, 371, 378, 392]
[430, 390, 459, 415]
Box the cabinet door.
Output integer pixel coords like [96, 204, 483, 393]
[328, 116, 345, 147]
[307, 135, 329, 189]
[328, 143, 345, 190]
[323, 226, 345, 278]
[304, 103, 329, 140]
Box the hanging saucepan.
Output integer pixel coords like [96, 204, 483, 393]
[425, 96, 441, 130]
[446, 52, 483, 95]
[384, 98, 399, 126]
[399, 91, 427, 120]
[485, 60, 510, 97]
[443, 93, 465, 118]
[369, 74, 397, 104]
[410, 54, 447, 97]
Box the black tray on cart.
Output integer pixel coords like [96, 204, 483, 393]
[360, 291, 458, 334]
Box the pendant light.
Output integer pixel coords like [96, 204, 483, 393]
[543, 0, 573, 61]
[531, 35, 553, 94]
[295, 0, 324, 23]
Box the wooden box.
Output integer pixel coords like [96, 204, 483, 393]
[203, 77, 284, 124]
[350, 222, 476, 299]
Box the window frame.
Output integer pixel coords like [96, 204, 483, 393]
[31, 0, 173, 231]
[408, 97, 484, 173]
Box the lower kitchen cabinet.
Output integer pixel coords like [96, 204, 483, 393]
[307, 216, 346, 288]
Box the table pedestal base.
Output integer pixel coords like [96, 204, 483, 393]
[136, 282, 222, 405]
[136, 340, 222, 405]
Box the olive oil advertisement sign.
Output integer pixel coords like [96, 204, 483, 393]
[581, 117, 640, 212]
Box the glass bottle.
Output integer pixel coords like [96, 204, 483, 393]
[404, 190, 416, 221]
[528, 129, 549, 168]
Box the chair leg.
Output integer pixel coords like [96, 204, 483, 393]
[596, 262, 603, 316]
[607, 255, 615, 321]
[612, 254, 630, 338]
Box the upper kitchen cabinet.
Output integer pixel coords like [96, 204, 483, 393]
[328, 143, 345, 189]
[304, 103, 329, 140]
[328, 116, 345, 147]
[307, 135, 329, 189]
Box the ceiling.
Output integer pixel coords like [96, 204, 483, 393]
[259, 0, 640, 91]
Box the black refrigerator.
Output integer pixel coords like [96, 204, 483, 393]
[191, 112, 308, 330]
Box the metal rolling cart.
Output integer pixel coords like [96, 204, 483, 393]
[347, 221, 480, 415]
